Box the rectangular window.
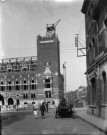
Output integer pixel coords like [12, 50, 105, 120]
[45, 91, 51, 98]
[45, 79, 51, 88]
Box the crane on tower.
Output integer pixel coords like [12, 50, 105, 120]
[46, 19, 61, 36]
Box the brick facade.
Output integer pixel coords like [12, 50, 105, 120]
[81, 0, 107, 119]
[0, 32, 64, 109]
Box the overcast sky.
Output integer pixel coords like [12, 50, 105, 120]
[0, 0, 86, 91]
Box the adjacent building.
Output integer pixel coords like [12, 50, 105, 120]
[81, 0, 107, 119]
[0, 25, 64, 109]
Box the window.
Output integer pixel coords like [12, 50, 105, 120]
[8, 81, 12, 91]
[15, 80, 20, 90]
[30, 79, 36, 90]
[45, 91, 51, 98]
[0, 81, 5, 91]
[45, 79, 51, 88]
[31, 93, 36, 99]
[23, 94, 28, 99]
[91, 78, 96, 105]
[31, 80, 34, 90]
[23, 80, 28, 90]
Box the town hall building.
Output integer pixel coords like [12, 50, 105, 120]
[0, 23, 64, 109]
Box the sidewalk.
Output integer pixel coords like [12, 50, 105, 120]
[75, 107, 107, 133]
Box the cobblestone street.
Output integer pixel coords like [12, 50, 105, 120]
[1, 110, 105, 135]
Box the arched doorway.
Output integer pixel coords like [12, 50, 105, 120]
[0, 94, 4, 105]
[8, 98, 14, 105]
[90, 77, 96, 105]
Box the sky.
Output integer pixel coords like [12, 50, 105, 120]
[0, 0, 86, 91]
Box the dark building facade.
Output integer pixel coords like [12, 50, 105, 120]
[0, 26, 64, 109]
[81, 0, 107, 119]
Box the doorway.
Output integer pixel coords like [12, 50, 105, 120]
[8, 97, 14, 105]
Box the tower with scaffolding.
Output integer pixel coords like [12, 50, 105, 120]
[0, 20, 64, 110]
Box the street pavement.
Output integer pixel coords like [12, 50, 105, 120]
[1, 109, 105, 135]
[75, 107, 107, 134]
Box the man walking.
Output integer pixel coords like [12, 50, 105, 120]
[40, 102, 46, 118]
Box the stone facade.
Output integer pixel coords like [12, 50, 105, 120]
[81, 0, 107, 119]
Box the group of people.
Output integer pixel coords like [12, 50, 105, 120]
[33, 101, 49, 119]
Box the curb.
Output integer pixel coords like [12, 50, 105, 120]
[75, 114, 107, 134]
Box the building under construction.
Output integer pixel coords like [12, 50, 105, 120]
[0, 21, 64, 109]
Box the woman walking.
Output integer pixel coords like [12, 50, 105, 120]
[33, 105, 38, 119]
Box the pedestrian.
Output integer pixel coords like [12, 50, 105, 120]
[40, 102, 46, 118]
[33, 105, 38, 119]
[45, 102, 49, 113]
[52, 100, 57, 113]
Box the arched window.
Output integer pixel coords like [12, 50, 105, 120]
[15, 80, 20, 90]
[0, 81, 5, 91]
[23, 80, 28, 90]
[32, 79, 34, 90]
[30, 79, 36, 90]
[90, 78, 96, 105]
[8, 81, 12, 91]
